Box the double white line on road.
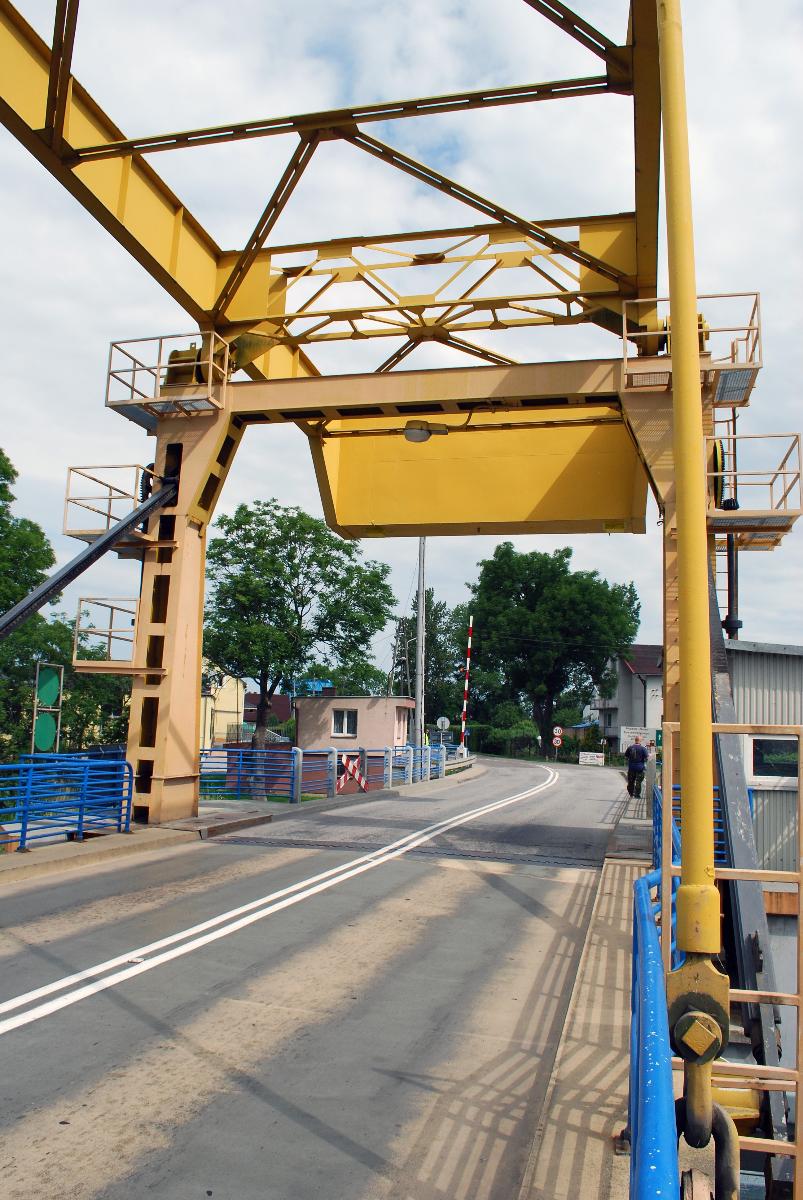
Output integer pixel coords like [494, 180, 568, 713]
[0, 769, 558, 1037]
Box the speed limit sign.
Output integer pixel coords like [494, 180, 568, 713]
[552, 736, 562, 748]
[553, 725, 563, 737]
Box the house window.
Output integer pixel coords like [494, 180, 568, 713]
[750, 737, 798, 783]
[332, 708, 358, 737]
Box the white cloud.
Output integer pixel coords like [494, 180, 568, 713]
[1, 0, 801, 660]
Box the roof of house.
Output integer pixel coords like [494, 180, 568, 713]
[295, 694, 414, 705]
[623, 644, 663, 676]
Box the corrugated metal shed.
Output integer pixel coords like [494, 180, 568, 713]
[726, 640, 803, 725]
[725, 641, 803, 871]
[752, 789, 798, 872]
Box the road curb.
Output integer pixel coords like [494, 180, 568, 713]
[0, 828, 198, 887]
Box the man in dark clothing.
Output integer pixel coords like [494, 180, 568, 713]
[625, 736, 649, 798]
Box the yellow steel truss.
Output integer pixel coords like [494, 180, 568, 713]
[0, 0, 659, 375]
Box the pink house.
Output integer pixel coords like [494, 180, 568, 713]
[295, 695, 414, 751]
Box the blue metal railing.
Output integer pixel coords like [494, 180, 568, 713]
[0, 755, 132, 850]
[629, 869, 680, 1200]
[391, 747, 409, 786]
[669, 784, 754, 866]
[199, 747, 297, 803]
[364, 751, 387, 789]
[407, 746, 444, 782]
[301, 750, 334, 796]
[198, 744, 447, 804]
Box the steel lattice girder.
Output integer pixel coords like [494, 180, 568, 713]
[0, 0, 660, 374]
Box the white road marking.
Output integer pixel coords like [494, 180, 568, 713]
[0, 769, 558, 1036]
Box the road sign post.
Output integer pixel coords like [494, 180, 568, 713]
[31, 662, 64, 753]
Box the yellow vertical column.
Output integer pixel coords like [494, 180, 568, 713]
[126, 409, 238, 823]
[657, 0, 719, 954]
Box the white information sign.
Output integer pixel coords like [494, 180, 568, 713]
[579, 751, 605, 767]
[619, 726, 656, 753]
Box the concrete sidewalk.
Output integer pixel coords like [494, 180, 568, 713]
[519, 857, 648, 1200]
[0, 825, 199, 885]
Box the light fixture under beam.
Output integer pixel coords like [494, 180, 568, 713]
[403, 420, 450, 443]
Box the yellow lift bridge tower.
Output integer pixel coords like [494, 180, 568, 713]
[1, 0, 801, 1191]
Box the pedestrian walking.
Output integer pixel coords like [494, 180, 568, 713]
[625, 735, 649, 798]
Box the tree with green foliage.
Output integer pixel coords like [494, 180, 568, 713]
[204, 500, 396, 748]
[0, 447, 59, 760]
[467, 543, 640, 751]
[295, 659, 388, 697]
[0, 449, 130, 761]
[482, 699, 540, 757]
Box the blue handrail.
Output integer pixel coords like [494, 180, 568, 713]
[629, 869, 680, 1199]
[0, 755, 132, 850]
[199, 747, 297, 803]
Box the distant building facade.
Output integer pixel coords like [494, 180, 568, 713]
[295, 694, 414, 752]
[593, 644, 663, 748]
[592, 640, 802, 869]
[243, 692, 293, 726]
[200, 674, 246, 747]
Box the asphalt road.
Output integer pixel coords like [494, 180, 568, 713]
[0, 758, 627, 1200]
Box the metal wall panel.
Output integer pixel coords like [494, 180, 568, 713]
[752, 788, 798, 872]
[727, 645, 803, 726]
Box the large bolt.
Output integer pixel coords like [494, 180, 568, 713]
[674, 1010, 723, 1064]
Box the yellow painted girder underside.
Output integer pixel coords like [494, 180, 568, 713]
[309, 405, 648, 537]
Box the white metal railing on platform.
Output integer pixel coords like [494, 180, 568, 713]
[63, 464, 154, 538]
[622, 292, 761, 406]
[106, 331, 229, 418]
[707, 432, 802, 517]
[73, 597, 140, 673]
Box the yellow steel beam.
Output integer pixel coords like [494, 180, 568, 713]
[520, 1, 622, 64]
[0, 0, 218, 322]
[211, 133, 319, 321]
[338, 129, 627, 285]
[630, 0, 661, 302]
[0, 0, 652, 360]
[67, 75, 624, 165]
[43, 0, 78, 151]
[226, 357, 622, 421]
[259, 211, 640, 257]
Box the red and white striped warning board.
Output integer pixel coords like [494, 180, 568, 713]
[336, 753, 368, 793]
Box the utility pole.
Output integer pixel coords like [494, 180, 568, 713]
[414, 537, 426, 747]
[387, 621, 400, 696]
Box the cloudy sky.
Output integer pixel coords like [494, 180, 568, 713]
[1, 0, 801, 679]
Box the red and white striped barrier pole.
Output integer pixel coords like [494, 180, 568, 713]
[459, 614, 473, 758]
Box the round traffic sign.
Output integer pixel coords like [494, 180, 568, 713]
[552, 735, 562, 747]
[436, 716, 450, 730]
[37, 665, 61, 707]
[552, 725, 563, 737]
[34, 711, 58, 752]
